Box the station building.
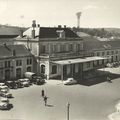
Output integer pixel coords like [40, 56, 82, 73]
[14, 21, 107, 82]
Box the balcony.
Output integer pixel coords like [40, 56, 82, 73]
[39, 51, 93, 60]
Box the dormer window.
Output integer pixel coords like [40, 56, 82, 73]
[56, 30, 65, 38]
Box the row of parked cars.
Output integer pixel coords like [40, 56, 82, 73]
[0, 72, 46, 110]
[0, 83, 13, 110]
[4, 72, 46, 89]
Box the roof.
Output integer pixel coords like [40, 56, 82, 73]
[52, 56, 107, 65]
[22, 27, 80, 38]
[0, 26, 27, 37]
[83, 36, 120, 51]
[0, 44, 32, 59]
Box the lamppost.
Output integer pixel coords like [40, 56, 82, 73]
[67, 102, 70, 120]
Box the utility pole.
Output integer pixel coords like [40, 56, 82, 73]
[67, 102, 70, 120]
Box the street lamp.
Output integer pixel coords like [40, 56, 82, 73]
[67, 102, 70, 120]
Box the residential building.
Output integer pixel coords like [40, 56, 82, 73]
[0, 44, 33, 82]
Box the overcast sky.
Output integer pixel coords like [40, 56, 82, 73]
[0, 0, 120, 28]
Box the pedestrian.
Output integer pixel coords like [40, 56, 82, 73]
[107, 76, 112, 83]
[41, 89, 44, 97]
[44, 96, 47, 106]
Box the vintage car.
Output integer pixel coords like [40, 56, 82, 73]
[18, 78, 30, 87]
[0, 85, 9, 92]
[32, 76, 45, 85]
[63, 78, 77, 85]
[5, 81, 17, 89]
[0, 98, 12, 110]
[0, 83, 5, 86]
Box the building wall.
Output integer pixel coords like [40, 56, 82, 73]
[0, 56, 33, 82]
[94, 49, 120, 63]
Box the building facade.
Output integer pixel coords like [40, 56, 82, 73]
[0, 44, 33, 82]
[14, 21, 107, 82]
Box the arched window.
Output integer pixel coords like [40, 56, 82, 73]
[41, 65, 45, 74]
[5, 69, 10, 80]
[27, 66, 32, 72]
[16, 68, 21, 79]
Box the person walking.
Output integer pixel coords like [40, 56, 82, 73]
[107, 76, 112, 83]
[41, 89, 44, 97]
[44, 96, 47, 106]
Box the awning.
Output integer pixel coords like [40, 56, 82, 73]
[52, 56, 107, 65]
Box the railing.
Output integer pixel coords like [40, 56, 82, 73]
[39, 51, 94, 60]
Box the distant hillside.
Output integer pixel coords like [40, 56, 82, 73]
[0, 24, 27, 36]
[72, 27, 120, 38]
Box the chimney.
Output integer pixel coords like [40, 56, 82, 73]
[37, 24, 40, 27]
[64, 25, 66, 28]
[31, 29, 35, 38]
[32, 20, 36, 29]
[31, 20, 36, 38]
[58, 25, 62, 28]
[20, 29, 23, 38]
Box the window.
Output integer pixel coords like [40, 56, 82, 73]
[16, 60, 22, 66]
[5, 61, 10, 68]
[107, 51, 109, 55]
[69, 44, 73, 51]
[111, 51, 114, 55]
[77, 44, 81, 51]
[27, 66, 31, 72]
[41, 65, 45, 74]
[52, 65, 57, 74]
[97, 60, 99, 65]
[86, 62, 90, 68]
[41, 45, 46, 53]
[53, 45, 57, 52]
[16, 68, 21, 79]
[27, 58, 32, 65]
[97, 52, 100, 56]
[116, 50, 118, 54]
[102, 52, 105, 56]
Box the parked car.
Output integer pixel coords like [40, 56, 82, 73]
[0, 85, 9, 92]
[5, 81, 17, 89]
[0, 98, 12, 110]
[63, 78, 77, 85]
[0, 83, 5, 86]
[32, 76, 45, 85]
[0, 91, 12, 98]
[18, 78, 30, 87]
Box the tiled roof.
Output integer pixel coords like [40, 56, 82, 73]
[0, 44, 32, 59]
[22, 27, 80, 38]
[39, 27, 79, 38]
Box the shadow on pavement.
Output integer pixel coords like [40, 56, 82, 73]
[78, 73, 120, 86]
[46, 104, 54, 107]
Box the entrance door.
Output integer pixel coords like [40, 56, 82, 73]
[5, 69, 10, 80]
[16, 68, 21, 79]
[63, 65, 67, 79]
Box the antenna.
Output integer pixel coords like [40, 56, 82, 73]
[76, 12, 82, 28]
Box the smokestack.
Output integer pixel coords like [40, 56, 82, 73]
[76, 12, 82, 28]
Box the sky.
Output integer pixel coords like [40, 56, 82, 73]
[0, 0, 120, 28]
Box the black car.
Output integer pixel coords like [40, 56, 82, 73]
[5, 81, 17, 89]
[32, 76, 45, 85]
